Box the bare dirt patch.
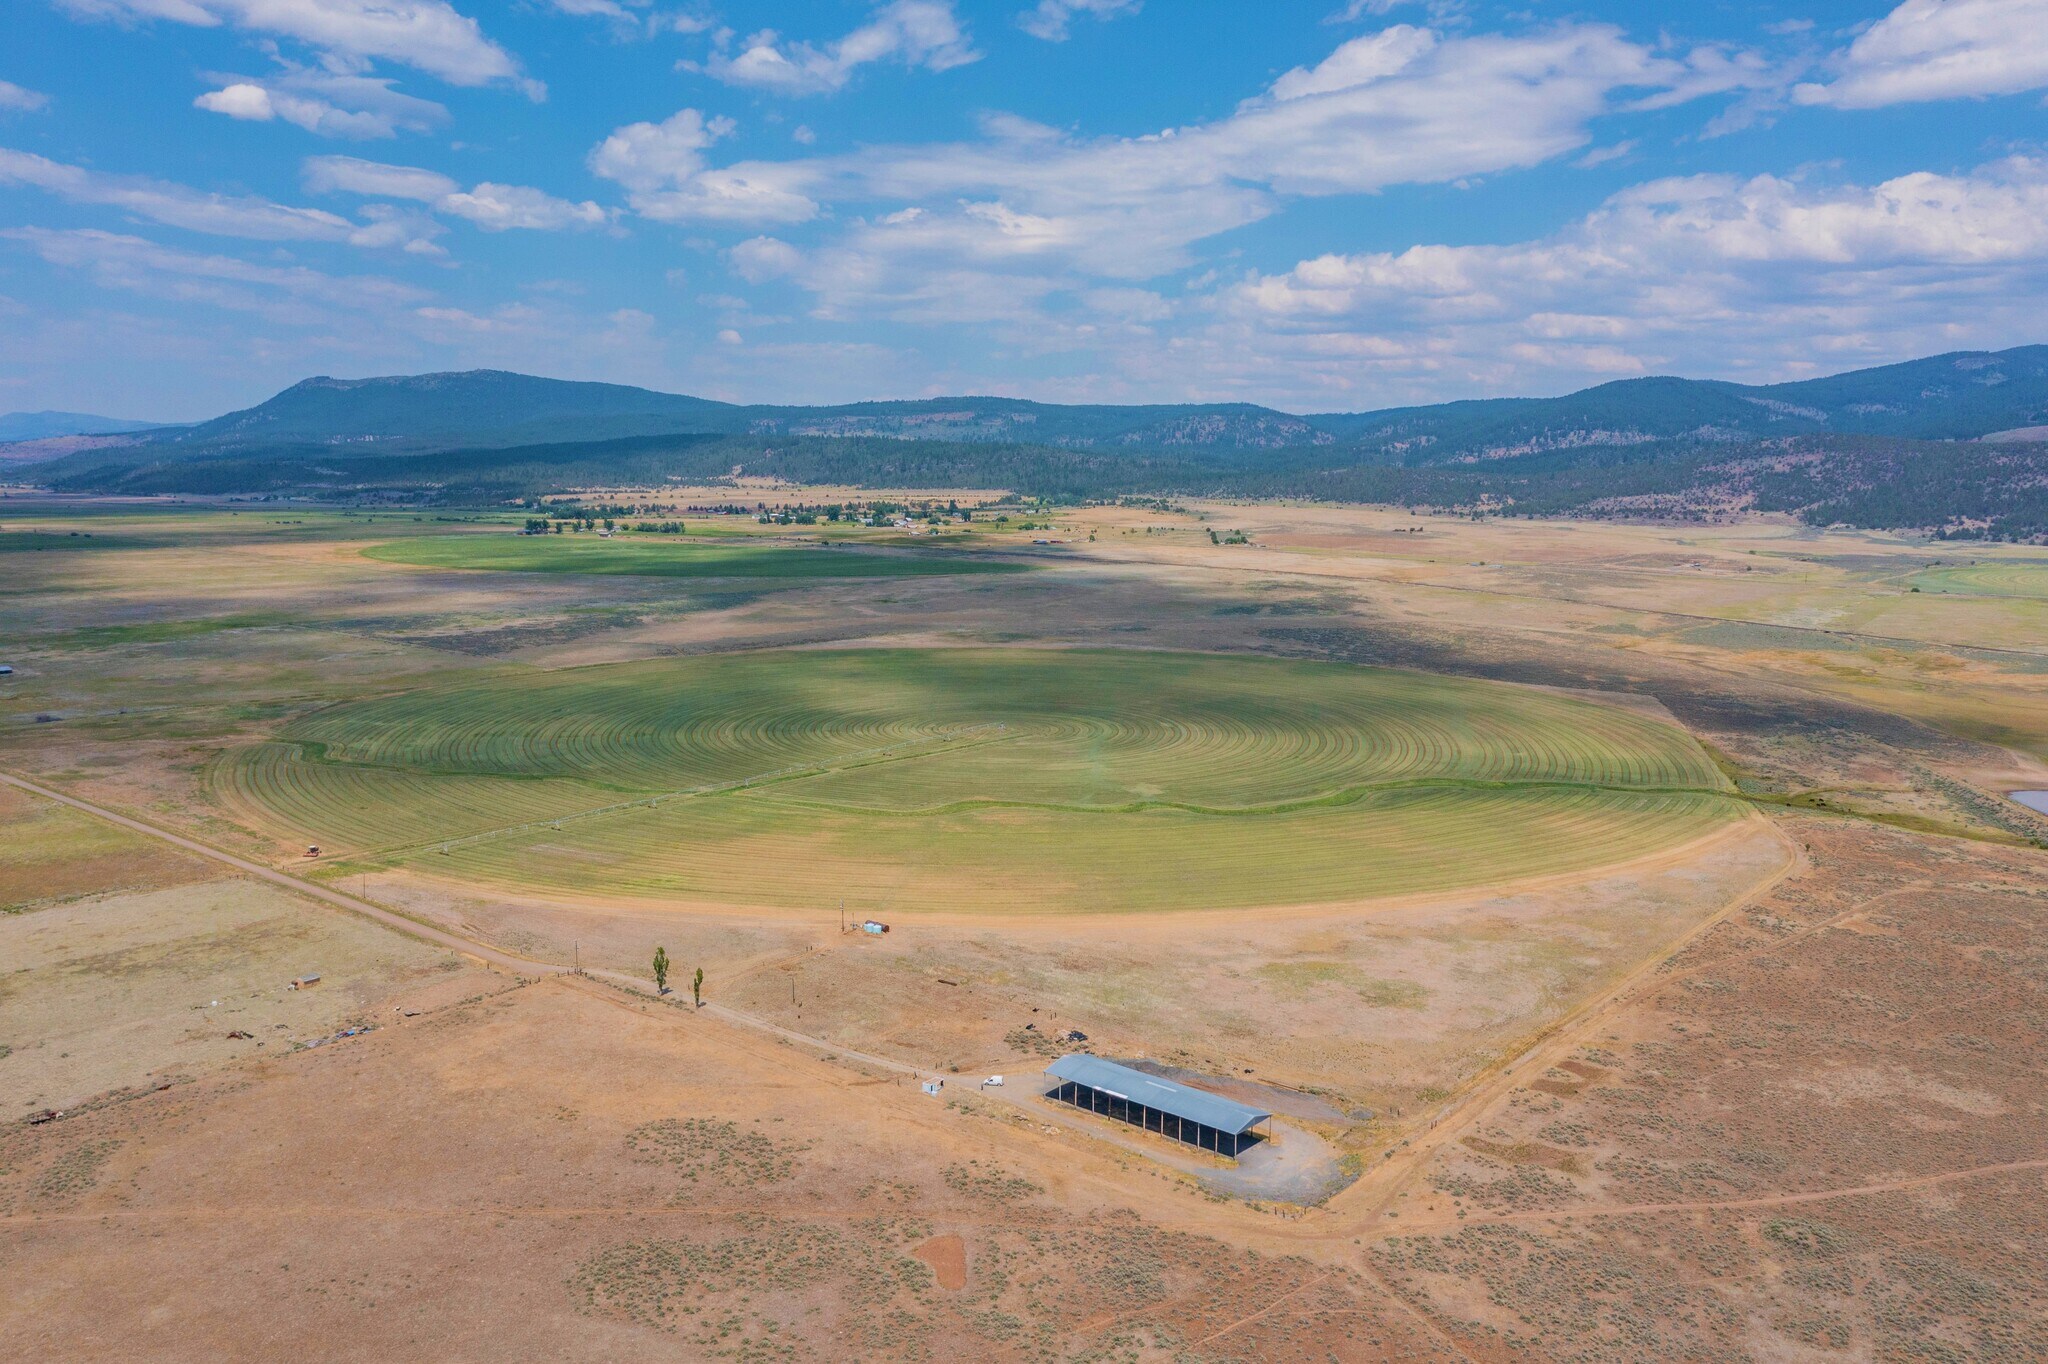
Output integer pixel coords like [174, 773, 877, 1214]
[913, 1232, 967, 1291]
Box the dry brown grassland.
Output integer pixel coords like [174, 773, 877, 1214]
[2, 495, 2045, 1360]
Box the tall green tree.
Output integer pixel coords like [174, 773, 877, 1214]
[652, 946, 670, 995]
[692, 967, 704, 1008]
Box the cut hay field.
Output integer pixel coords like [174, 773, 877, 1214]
[214, 648, 1740, 913]
[362, 531, 1025, 580]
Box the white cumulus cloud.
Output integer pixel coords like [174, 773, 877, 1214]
[1796, 0, 2048, 108]
[56, 0, 537, 93]
[193, 83, 275, 120]
[1211, 155, 2048, 402]
[692, 21, 1701, 288]
[703, 0, 979, 95]
[304, 156, 606, 231]
[0, 147, 438, 247]
[1017, 0, 1140, 42]
[587, 108, 731, 194]
[3, 226, 429, 324]
[192, 65, 448, 138]
[303, 154, 458, 201]
[629, 19, 1789, 337]
[0, 80, 51, 112]
[589, 109, 819, 224]
[438, 183, 606, 231]
[729, 235, 804, 283]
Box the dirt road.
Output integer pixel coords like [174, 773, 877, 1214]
[1331, 810, 1800, 1225]
[0, 768, 937, 1079]
[0, 770, 569, 977]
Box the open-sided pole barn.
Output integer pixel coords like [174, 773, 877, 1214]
[1043, 1055, 1271, 1159]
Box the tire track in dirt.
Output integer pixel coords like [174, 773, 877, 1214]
[1338, 851, 1947, 1242]
[0, 770, 570, 978]
[1393, 1156, 2048, 1233]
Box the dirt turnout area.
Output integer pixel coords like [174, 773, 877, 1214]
[4, 497, 2047, 1358]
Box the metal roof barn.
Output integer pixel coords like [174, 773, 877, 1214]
[1044, 1055, 1271, 1159]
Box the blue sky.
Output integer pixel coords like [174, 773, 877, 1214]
[3, 0, 2047, 419]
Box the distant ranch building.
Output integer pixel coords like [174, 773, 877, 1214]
[1044, 1055, 1270, 1159]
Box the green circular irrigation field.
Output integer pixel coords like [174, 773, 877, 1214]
[217, 649, 1741, 913]
[1907, 561, 2048, 600]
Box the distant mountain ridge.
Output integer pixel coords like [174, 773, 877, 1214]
[164, 371, 1353, 454]
[22, 346, 2048, 540]
[170, 370, 729, 450]
[125, 345, 2048, 464]
[0, 410, 168, 442]
[1312, 348, 2048, 459]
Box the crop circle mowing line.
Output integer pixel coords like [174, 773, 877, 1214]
[218, 648, 1737, 912]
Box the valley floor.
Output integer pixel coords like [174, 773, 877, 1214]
[3, 495, 2046, 1360]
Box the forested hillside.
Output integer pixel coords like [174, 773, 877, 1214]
[30, 426, 2048, 541]
[38, 345, 2048, 460]
[18, 346, 2048, 539]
